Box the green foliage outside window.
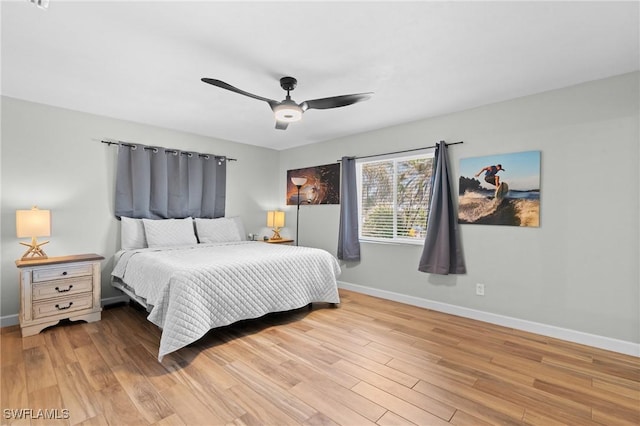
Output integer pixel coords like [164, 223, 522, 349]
[359, 155, 433, 242]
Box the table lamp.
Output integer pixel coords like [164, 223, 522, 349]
[266, 210, 285, 240]
[16, 206, 51, 260]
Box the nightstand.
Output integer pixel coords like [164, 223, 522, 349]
[16, 253, 104, 337]
[261, 238, 295, 245]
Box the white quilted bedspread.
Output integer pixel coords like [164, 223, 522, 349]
[112, 242, 341, 360]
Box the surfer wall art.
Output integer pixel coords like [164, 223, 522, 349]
[458, 151, 541, 227]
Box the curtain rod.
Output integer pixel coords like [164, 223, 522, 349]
[100, 140, 238, 162]
[336, 141, 463, 162]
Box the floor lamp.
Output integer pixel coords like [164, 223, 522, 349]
[290, 177, 308, 246]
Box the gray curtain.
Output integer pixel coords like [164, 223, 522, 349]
[418, 142, 466, 274]
[115, 144, 226, 219]
[337, 156, 361, 261]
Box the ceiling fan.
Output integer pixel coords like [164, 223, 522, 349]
[201, 76, 373, 130]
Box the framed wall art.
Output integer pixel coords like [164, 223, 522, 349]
[287, 163, 340, 205]
[458, 150, 541, 227]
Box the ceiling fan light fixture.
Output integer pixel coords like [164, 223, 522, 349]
[273, 103, 302, 123]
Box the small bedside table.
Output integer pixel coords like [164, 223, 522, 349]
[261, 239, 295, 245]
[16, 253, 104, 337]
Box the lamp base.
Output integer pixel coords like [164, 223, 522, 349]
[19, 238, 49, 260]
[270, 228, 283, 240]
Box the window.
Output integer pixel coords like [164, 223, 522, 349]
[357, 153, 434, 244]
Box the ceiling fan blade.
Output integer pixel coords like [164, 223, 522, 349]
[201, 78, 277, 105]
[300, 92, 373, 111]
[275, 120, 289, 130]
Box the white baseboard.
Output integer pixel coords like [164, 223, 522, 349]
[0, 314, 19, 328]
[0, 295, 131, 329]
[4, 285, 637, 357]
[338, 281, 640, 357]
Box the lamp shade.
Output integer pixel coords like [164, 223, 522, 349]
[291, 177, 307, 186]
[16, 207, 51, 238]
[266, 211, 285, 228]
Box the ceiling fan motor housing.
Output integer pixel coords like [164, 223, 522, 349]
[280, 76, 297, 92]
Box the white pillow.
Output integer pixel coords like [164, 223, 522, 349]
[229, 216, 247, 241]
[195, 217, 243, 243]
[121, 217, 147, 250]
[142, 218, 198, 248]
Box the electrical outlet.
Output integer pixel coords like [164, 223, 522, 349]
[476, 283, 485, 296]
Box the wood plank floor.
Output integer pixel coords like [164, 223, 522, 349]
[1, 289, 639, 425]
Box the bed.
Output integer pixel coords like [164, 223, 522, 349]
[111, 216, 341, 360]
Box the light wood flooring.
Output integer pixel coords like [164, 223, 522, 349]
[1, 289, 639, 425]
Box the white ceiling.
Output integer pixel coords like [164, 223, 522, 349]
[2, 1, 638, 151]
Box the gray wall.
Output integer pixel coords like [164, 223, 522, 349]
[2, 72, 638, 347]
[279, 72, 640, 344]
[1, 97, 280, 318]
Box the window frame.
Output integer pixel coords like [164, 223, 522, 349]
[356, 152, 434, 246]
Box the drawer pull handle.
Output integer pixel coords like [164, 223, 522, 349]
[54, 285, 73, 293]
[62, 271, 68, 276]
[55, 302, 73, 311]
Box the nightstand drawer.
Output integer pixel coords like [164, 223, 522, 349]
[33, 294, 93, 319]
[32, 263, 93, 282]
[32, 276, 93, 301]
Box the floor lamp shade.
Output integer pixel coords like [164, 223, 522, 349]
[267, 210, 285, 240]
[291, 177, 307, 186]
[16, 207, 51, 259]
